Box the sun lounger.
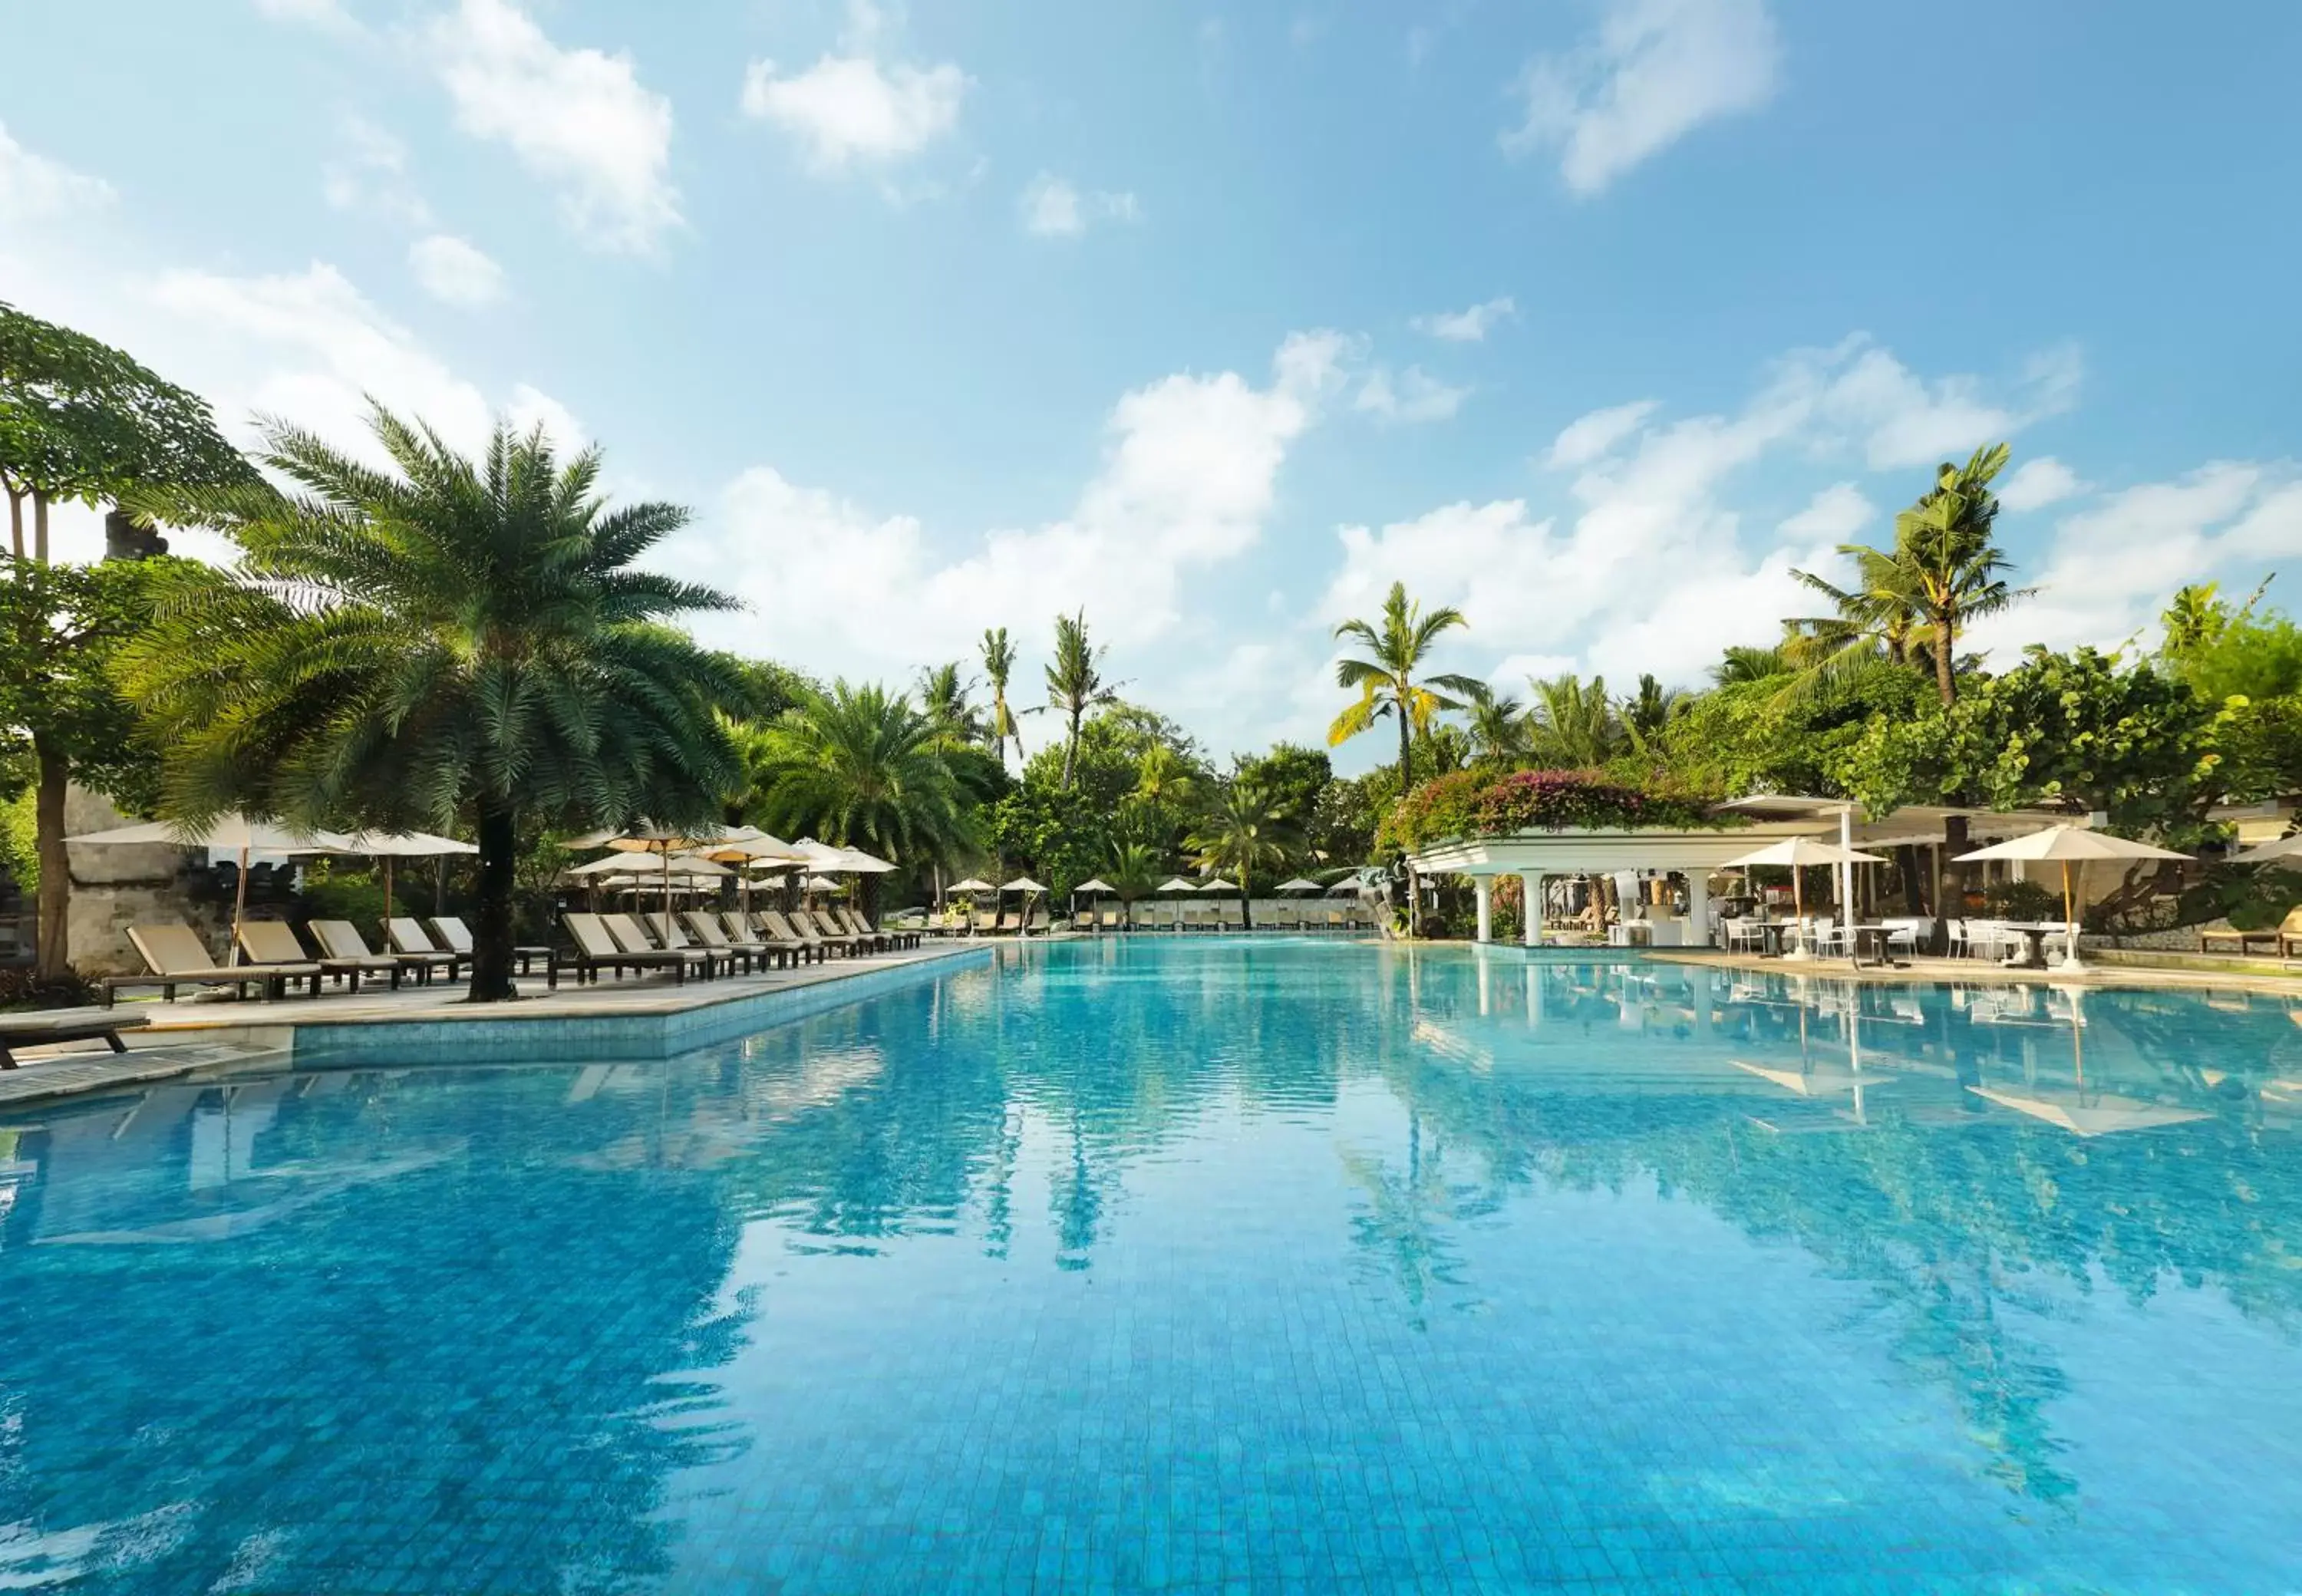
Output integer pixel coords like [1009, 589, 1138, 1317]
[105, 922, 308, 1006]
[839, 907, 915, 950]
[605, 913, 720, 978]
[1, 1007, 150, 1068]
[560, 912, 690, 984]
[682, 910, 787, 971]
[792, 909, 866, 955]
[312, 919, 452, 985]
[2201, 905, 2302, 959]
[739, 910, 820, 963]
[820, 907, 887, 952]
[426, 915, 554, 977]
[723, 912, 807, 966]
[760, 909, 845, 959]
[239, 918, 397, 993]
[385, 918, 471, 982]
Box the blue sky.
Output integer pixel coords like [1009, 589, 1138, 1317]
[4, 0, 2298, 767]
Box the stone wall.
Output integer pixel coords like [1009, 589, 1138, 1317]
[61, 785, 225, 976]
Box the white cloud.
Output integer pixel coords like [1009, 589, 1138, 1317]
[662, 331, 1350, 697]
[1018, 173, 1142, 238]
[1412, 295, 1516, 343]
[1808, 340, 2082, 470]
[1502, 0, 1780, 195]
[1354, 366, 1469, 426]
[1779, 481, 1872, 542]
[408, 234, 506, 308]
[254, 0, 358, 31]
[0, 123, 116, 223]
[322, 117, 432, 227]
[1546, 399, 1657, 468]
[424, 0, 679, 253]
[506, 383, 585, 450]
[1998, 454, 2085, 513]
[1969, 464, 2302, 659]
[740, 2, 966, 175]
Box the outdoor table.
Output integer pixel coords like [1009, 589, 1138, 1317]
[1998, 922, 2073, 969]
[1846, 925, 1909, 969]
[1733, 921, 1791, 958]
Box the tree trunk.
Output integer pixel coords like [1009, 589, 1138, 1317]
[1935, 814, 1971, 951]
[31, 735, 70, 984]
[1895, 845, 1927, 915]
[1240, 881, 1252, 932]
[1060, 707, 1079, 788]
[468, 800, 519, 1001]
[1934, 610, 1957, 704]
[32, 491, 48, 566]
[7, 490, 21, 561]
[1397, 705, 1417, 936]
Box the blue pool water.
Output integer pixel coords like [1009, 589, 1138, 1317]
[4, 939, 2301, 1594]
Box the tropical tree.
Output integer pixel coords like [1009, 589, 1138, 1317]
[979, 626, 1024, 764]
[916, 661, 984, 748]
[118, 408, 744, 1001]
[1187, 780, 1302, 929]
[2, 302, 251, 979]
[1712, 641, 1796, 685]
[1044, 609, 1118, 790]
[1463, 688, 1531, 765]
[1327, 580, 1481, 790]
[1104, 838, 1165, 925]
[1892, 443, 2027, 704]
[744, 680, 977, 899]
[1787, 543, 1931, 688]
[1526, 672, 1621, 767]
[1621, 673, 1686, 752]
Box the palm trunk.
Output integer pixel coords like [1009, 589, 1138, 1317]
[1061, 707, 1080, 788]
[1240, 878, 1252, 932]
[1397, 705, 1416, 937]
[1934, 609, 1957, 705]
[31, 734, 69, 984]
[468, 800, 519, 1001]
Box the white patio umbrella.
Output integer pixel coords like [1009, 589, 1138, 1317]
[68, 813, 357, 965]
[338, 829, 478, 925]
[1073, 878, 1116, 895]
[2231, 833, 2302, 866]
[1955, 824, 2189, 972]
[1275, 878, 1324, 893]
[1001, 876, 1048, 893]
[1155, 877, 1201, 894]
[1201, 878, 1241, 893]
[1718, 836, 1888, 960]
[948, 877, 996, 893]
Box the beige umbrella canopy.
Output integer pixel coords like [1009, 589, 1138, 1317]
[948, 877, 996, 893]
[338, 829, 478, 925]
[567, 853, 730, 879]
[1955, 824, 2189, 971]
[1202, 878, 1242, 893]
[1073, 879, 1116, 895]
[1156, 877, 1201, 894]
[1001, 876, 1048, 893]
[69, 813, 355, 965]
[2231, 833, 2302, 866]
[1719, 836, 1887, 954]
[1275, 878, 1324, 893]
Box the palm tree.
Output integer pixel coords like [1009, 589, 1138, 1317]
[916, 661, 983, 748]
[1104, 839, 1164, 928]
[1621, 673, 1685, 752]
[742, 680, 975, 907]
[1188, 780, 1301, 930]
[120, 409, 743, 1001]
[1044, 609, 1117, 789]
[1327, 581, 1482, 790]
[1890, 443, 2027, 704]
[1464, 687, 1531, 765]
[979, 626, 1025, 765]
[1712, 642, 1796, 685]
[1526, 673, 1621, 767]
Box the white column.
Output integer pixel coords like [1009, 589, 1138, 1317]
[1520, 873, 1543, 947]
[1473, 876, 1492, 944]
[1687, 869, 1710, 947]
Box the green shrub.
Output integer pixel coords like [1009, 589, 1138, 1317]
[1982, 879, 2060, 922]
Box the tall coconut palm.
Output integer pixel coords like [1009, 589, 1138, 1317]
[1187, 780, 1301, 930]
[1712, 642, 1796, 685]
[979, 626, 1024, 764]
[1327, 581, 1481, 790]
[1044, 609, 1117, 789]
[1621, 673, 1686, 753]
[120, 411, 742, 1000]
[742, 681, 975, 906]
[1888, 443, 2027, 704]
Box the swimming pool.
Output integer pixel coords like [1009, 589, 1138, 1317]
[3, 938, 2299, 1593]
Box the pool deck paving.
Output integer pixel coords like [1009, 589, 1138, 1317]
[0, 938, 993, 1109]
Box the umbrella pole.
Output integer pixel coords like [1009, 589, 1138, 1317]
[1785, 869, 1809, 962]
[383, 856, 394, 929]
[2059, 859, 2083, 973]
[229, 844, 250, 966]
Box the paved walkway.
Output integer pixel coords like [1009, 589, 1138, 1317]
[1641, 947, 2302, 998]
